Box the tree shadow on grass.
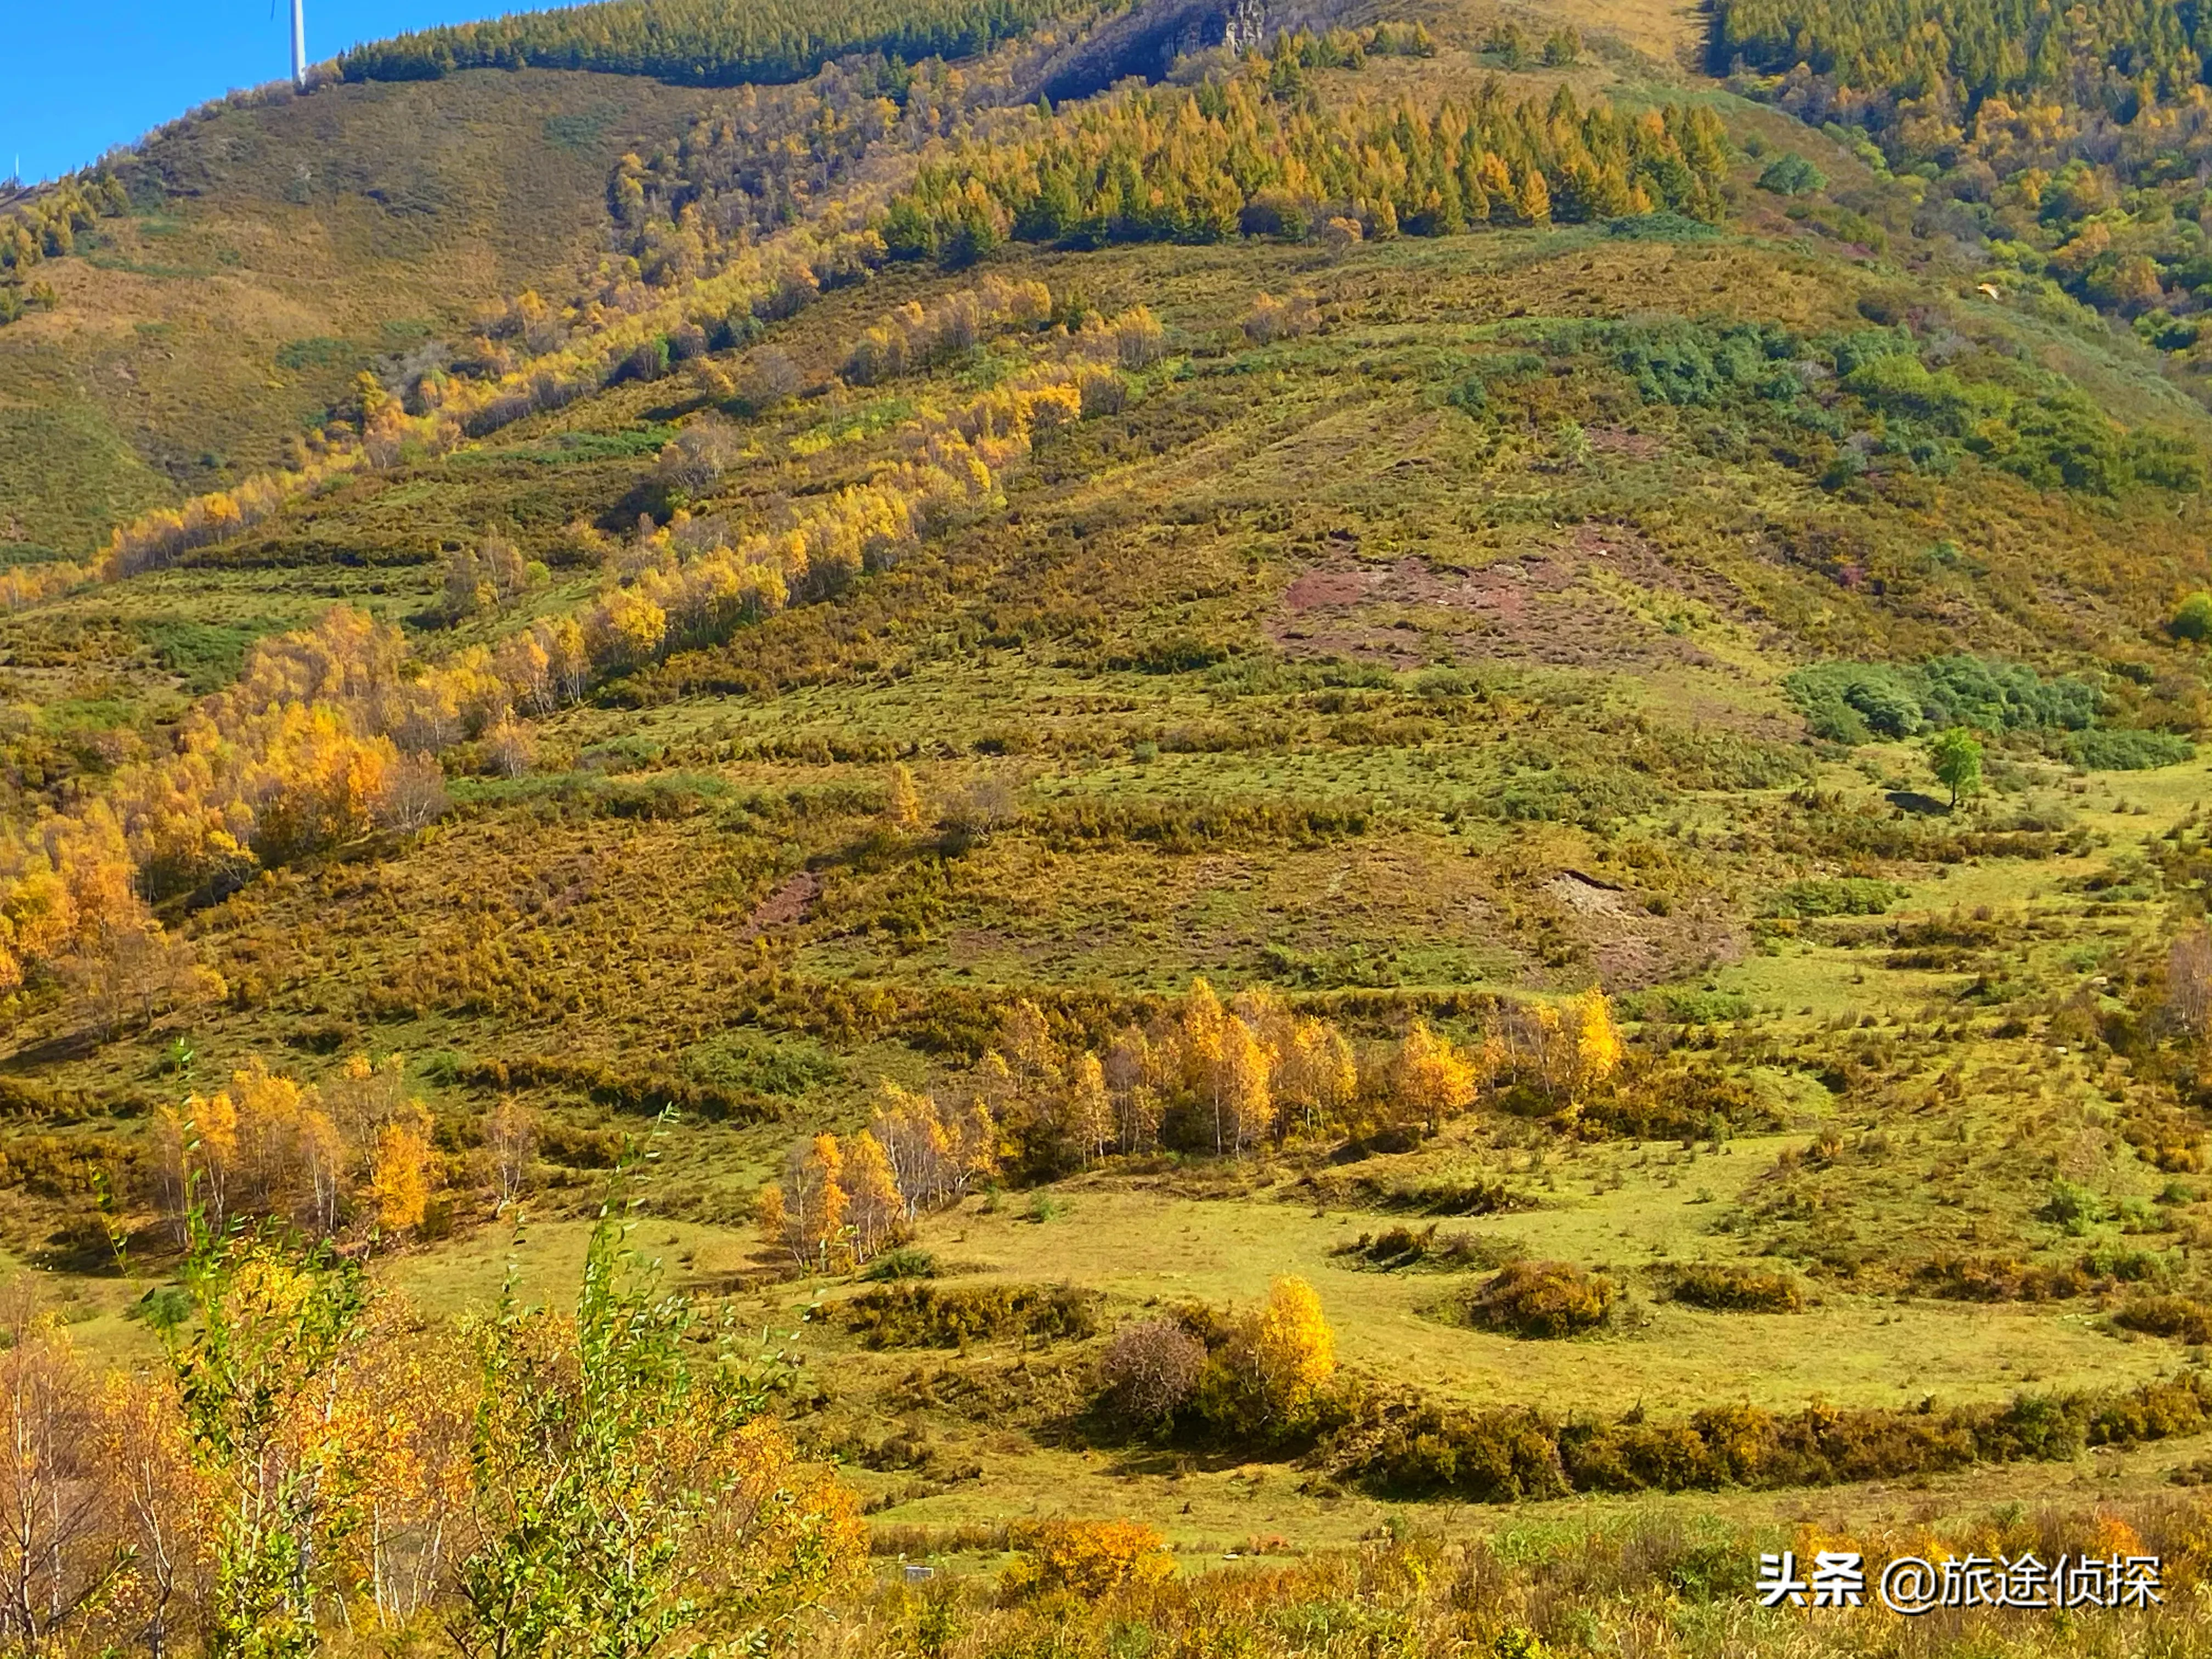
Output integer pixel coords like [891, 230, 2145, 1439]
[1886, 789, 1950, 816]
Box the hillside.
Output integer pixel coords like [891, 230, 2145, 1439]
[0, 70, 759, 560]
[10, 0, 2212, 1652]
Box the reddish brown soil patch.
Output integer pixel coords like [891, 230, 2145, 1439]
[1266, 524, 1748, 671]
[1584, 427, 1667, 459]
[738, 872, 821, 941]
[1280, 566, 1381, 610]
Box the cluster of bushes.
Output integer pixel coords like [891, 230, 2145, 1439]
[1530, 314, 2209, 498]
[1910, 1247, 2174, 1302]
[1633, 988, 1754, 1025]
[1312, 1173, 1535, 1217]
[1576, 1061, 1780, 1143]
[2115, 1295, 2212, 1344]
[1025, 795, 1370, 853]
[1443, 1261, 1618, 1339]
[1784, 655, 2102, 747]
[1331, 1372, 2212, 1500]
[1758, 878, 1901, 919]
[2067, 729, 2197, 771]
[839, 1282, 1098, 1348]
[1093, 1278, 1338, 1446]
[1489, 765, 1670, 832]
[1662, 1261, 1805, 1313]
[1330, 1224, 1521, 1273]
[457, 1054, 783, 1124]
[1001, 1520, 1175, 1600]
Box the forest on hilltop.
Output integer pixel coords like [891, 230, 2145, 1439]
[337, 0, 1090, 86]
[1714, 0, 2212, 373]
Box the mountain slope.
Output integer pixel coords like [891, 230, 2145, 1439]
[12, 0, 2212, 1634]
[0, 70, 787, 559]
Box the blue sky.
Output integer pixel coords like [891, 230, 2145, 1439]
[3, 1, 519, 184]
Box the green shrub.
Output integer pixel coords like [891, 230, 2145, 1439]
[1757, 154, 1827, 195]
[1784, 656, 2102, 747]
[677, 1034, 844, 1097]
[1648, 989, 1753, 1023]
[1455, 1261, 1616, 1339]
[1328, 1372, 2212, 1500]
[2041, 1178, 2105, 1234]
[2170, 592, 2212, 641]
[840, 1282, 1098, 1348]
[2068, 729, 2196, 771]
[1664, 1262, 1805, 1312]
[860, 1247, 939, 1282]
[1759, 878, 1901, 918]
[1331, 1224, 1521, 1272]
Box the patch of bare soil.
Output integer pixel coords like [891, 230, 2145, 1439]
[739, 872, 821, 942]
[1584, 427, 1667, 459]
[1526, 871, 1746, 991]
[1280, 566, 1381, 611]
[1545, 871, 1633, 917]
[1265, 524, 1741, 669]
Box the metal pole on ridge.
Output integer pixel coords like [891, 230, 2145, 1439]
[291, 0, 308, 88]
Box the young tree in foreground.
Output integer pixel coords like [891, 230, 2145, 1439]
[452, 1170, 861, 1658]
[169, 1224, 372, 1658]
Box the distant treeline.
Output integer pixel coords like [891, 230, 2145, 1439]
[1712, 0, 2209, 111]
[886, 64, 1730, 259]
[1712, 0, 2212, 349]
[337, 0, 1085, 86]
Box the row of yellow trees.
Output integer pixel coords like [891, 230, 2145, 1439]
[885, 68, 1730, 256]
[758, 981, 1623, 1268]
[4, 276, 1128, 1025]
[146, 1053, 536, 1246]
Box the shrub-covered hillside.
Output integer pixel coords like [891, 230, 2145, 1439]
[13, 0, 2212, 1650]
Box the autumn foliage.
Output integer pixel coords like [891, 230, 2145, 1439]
[754, 980, 1620, 1206]
[0, 1186, 861, 1656]
[1001, 1519, 1176, 1599]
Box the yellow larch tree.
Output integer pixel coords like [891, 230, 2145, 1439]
[1217, 1017, 1276, 1153]
[1572, 986, 1623, 1095]
[840, 1130, 906, 1263]
[368, 1107, 434, 1233]
[883, 763, 924, 833]
[1390, 1020, 1479, 1133]
[1065, 1051, 1114, 1167]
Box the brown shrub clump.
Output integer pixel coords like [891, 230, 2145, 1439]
[1097, 1317, 1207, 1423]
[2117, 1294, 2212, 1344]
